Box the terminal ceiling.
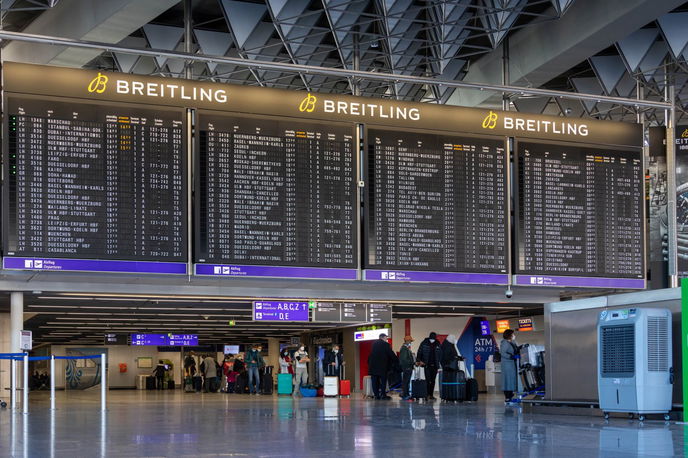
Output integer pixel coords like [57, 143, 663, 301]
[2, 0, 688, 122]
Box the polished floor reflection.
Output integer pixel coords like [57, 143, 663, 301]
[0, 390, 685, 457]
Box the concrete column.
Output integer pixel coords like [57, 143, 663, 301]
[0, 313, 10, 394]
[266, 338, 279, 371]
[10, 292, 24, 353]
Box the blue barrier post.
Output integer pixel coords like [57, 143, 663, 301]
[22, 353, 28, 414]
[50, 355, 56, 410]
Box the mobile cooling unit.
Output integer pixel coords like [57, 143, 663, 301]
[597, 308, 673, 421]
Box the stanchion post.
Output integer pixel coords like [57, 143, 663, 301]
[101, 353, 106, 412]
[11, 358, 17, 410]
[23, 353, 28, 415]
[50, 355, 56, 411]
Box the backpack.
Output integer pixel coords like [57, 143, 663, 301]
[493, 350, 501, 363]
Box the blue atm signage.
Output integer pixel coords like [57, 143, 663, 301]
[253, 301, 310, 322]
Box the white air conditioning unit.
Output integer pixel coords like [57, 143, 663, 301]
[598, 308, 673, 422]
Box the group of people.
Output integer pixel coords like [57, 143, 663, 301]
[367, 331, 463, 400]
[278, 344, 345, 393]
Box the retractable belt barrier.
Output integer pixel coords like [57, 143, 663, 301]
[0, 352, 107, 414]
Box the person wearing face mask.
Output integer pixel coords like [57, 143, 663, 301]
[245, 345, 265, 395]
[500, 329, 519, 404]
[323, 344, 344, 377]
[293, 345, 310, 394]
[399, 336, 416, 400]
[279, 349, 293, 375]
[416, 332, 442, 400]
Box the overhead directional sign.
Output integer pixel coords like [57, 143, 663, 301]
[253, 301, 310, 322]
[368, 303, 392, 323]
[343, 303, 368, 322]
[312, 302, 341, 322]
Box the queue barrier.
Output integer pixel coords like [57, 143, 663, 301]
[0, 352, 107, 413]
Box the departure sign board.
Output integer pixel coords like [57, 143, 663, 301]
[514, 141, 645, 288]
[194, 113, 358, 280]
[365, 128, 508, 284]
[3, 97, 187, 274]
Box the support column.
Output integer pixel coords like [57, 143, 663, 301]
[10, 292, 24, 353]
[266, 338, 280, 371]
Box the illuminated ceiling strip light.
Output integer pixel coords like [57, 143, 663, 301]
[49, 293, 432, 304]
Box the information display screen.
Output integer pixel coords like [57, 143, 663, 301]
[515, 141, 645, 288]
[195, 112, 358, 280]
[3, 96, 187, 273]
[365, 128, 508, 284]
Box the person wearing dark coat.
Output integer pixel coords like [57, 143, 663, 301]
[416, 331, 442, 400]
[440, 334, 460, 371]
[323, 344, 345, 377]
[367, 333, 398, 400]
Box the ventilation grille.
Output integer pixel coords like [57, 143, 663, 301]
[648, 316, 669, 372]
[601, 325, 635, 376]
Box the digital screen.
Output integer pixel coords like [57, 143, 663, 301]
[253, 301, 310, 322]
[515, 141, 644, 285]
[366, 128, 507, 278]
[480, 321, 491, 336]
[496, 320, 510, 333]
[195, 113, 357, 277]
[3, 97, 187, 269]
[224, 345, 240, 354]
[130, 334, 198, 346]
[518, 318, 534, 331]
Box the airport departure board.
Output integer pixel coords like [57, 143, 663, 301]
[516, 141, 644, 281]
[3, 97, 187, 263]
[366, 128, 507, 273]
[195, 113, 357, 269]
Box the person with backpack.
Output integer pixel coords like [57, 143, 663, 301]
[152, 360, 167, 390]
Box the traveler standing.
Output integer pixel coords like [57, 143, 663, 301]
[440, 335, 460, 371]
[416, 332, 442, 400]
[202, 354, 218, 393]
[399, 336, 416, 400]
[293, 345, 310, 393]
[153, 360, 167, 390]
[245, 345, 265, 395]
[500, 329, 519, 403]
[368, 333, 398, 400]
[323, 344, 344, 377]
[184, 351, 197, 377]
[279, 350, 293, 375]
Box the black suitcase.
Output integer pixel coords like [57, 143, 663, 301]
[261, 366, 273, 376]
[465, 378, 479, 401]
[168, 380, 175, 390]
[440, 370, 465, 402]
[146, 376, 156, 390]
[193, 376, 203, 392]
[411, 379, 428, 400]
[235, 372, 248, 394]
[261, 373, 274, 395]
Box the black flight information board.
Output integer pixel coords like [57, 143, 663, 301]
[3, 97, 187, 272]
[365, 128, 508, 284]
[195, 112, 357, 278]
[515, 141, 644, 288]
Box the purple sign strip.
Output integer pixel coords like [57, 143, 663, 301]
[253, 301, 310, 322]
[364, 270, 509, 285]
[3, 257, 187, 274]
[195, 264, 358, 280]
[514, 275, 646, 289]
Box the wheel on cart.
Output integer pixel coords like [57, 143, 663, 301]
[638, 415, 645, 422]
[664, 414, 671, 421]
[0, 401, 6, 409]
[603, 412, 609, 420]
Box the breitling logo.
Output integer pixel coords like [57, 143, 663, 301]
[482, 111, 498, 129]
[87, 72, 108, 94]
[299, 93, 317, 112]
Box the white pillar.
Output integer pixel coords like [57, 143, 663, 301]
[10, 292, 24, 353]
[100, 354, 107, 412]
[266, 338, 280, 371]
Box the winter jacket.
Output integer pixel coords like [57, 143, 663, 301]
[416, 338, 442, 366]
[399, 345, 415, 371]
[368, 339, 398, 377]
[245, 350, 265, 369]
[323, 350, 344, 376]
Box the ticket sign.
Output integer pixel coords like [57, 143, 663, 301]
[518, 318, 534, 332]
[496, 319, 510, 334]
[253, 301, 309, 322]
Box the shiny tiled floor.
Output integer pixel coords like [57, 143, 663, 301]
[0, 390, 685, 457]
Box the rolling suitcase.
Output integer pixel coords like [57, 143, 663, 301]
[146, 376, 156, 390]
[277, 373, 293, 395]
[411, 367, 427, 400]
[261, 373, 274, 395]
[363, 375, 375, 398]
[339, 366, 350, 397]
[193, 376, 203, 392]
[235, 372, 248, 394]
[324, 366, 339, 397]
[440, 370, 465, 403]
[465, 378, 479, 402]
[184, 376, 194, 393]
[168, 379, 175, 390]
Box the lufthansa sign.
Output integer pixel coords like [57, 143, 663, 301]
[4, 62, 641, 147]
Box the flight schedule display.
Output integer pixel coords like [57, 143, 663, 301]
[194, 112, 358, 280]
[515, 141, 645, 288]
[3, 97, 187, 274]
[365, 128, 508, 284]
